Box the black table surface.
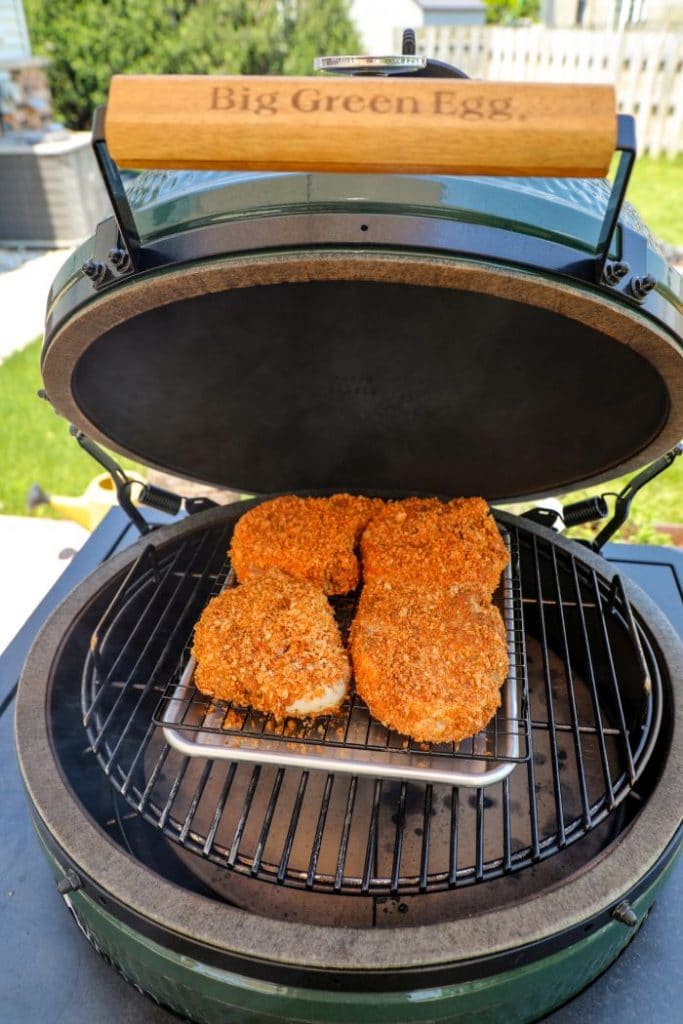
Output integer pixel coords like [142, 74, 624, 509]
[1, 507, 681, 1023]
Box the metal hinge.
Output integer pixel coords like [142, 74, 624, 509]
[590, 443, 683, 551]
[72, 429, 216, 535]
[523, 444, 682, 550]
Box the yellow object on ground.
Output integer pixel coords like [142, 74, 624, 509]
[48, 472, 145, 531]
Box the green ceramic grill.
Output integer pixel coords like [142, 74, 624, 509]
[15, 43, 683, 1024]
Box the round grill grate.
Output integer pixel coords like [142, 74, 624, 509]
[81, 511, 662, 896]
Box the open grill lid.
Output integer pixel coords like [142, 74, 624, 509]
[41, 72, 683, 502]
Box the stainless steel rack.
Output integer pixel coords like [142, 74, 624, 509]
[158, 527, 528, 787]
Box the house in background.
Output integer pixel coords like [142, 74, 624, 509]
[0, 0, 29, 62]
[351, 0, 485, 56]
[0, 0, 51, 133]
[0, 0, 108, 246]
[417, 1, 486, 27]
[541, 0, 683, 29]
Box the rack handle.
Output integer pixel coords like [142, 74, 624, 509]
[105, 75, 617, 178]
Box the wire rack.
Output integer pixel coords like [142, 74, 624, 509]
[155, 526, 530, 786]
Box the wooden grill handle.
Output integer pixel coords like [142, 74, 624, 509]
[105, 75, 617, 178]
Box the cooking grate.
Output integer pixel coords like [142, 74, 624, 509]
[81, 510, 662, 896]
[156, 526, 528, 786]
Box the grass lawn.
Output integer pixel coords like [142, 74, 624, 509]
[505, 456, 683, 547]
[0, 338, 144, 518]
[624, 155, 683, 249]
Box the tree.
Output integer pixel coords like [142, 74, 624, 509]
[282, 1, 362, 76]
[24, 0, 361, 130]
[484, 0, 540, 24]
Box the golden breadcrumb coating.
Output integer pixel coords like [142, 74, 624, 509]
[230, 494, 384, 595]
[350, 581, 508, 743]
[361, 497, 509, 596]
[193, 569, 351, 718]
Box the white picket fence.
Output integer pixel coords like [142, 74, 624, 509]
[405, 25, 683, 157]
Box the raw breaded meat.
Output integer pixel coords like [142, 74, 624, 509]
[193, 569, 351, 718]
[361, 497, 509, 596]
[230, 494, 384, 595]
[350, 581, 508, 743]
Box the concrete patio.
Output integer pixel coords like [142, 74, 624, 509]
[0, 247, 72, 363]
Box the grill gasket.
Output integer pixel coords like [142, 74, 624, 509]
[156, 525, 529, 787]
[80, 511, 662, 897]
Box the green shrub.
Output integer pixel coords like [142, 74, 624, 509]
[25, 0, 361, 130]
[485, 1, 540, 24]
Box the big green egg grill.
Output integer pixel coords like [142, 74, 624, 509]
[15, 44, 683, 1024]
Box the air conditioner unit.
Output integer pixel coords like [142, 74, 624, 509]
[0, 131, 109, 246]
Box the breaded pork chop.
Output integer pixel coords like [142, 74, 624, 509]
[350, 582, 508, 743]
[230, 494, 384, 595]
[361, 497, 509, 596]
[193, 569, 351, 718]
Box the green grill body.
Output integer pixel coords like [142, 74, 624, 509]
[19, 126, 683, 1024]
[40, 834, 678, 1024]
